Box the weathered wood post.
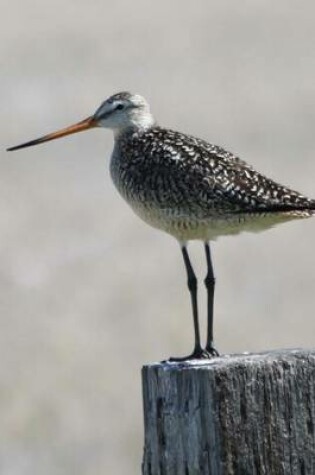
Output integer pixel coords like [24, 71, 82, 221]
[142, 349, 315, 474]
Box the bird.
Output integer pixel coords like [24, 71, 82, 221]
[7, 91, 315, 361]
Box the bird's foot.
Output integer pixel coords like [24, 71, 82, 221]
[166, 346, 218, 363]
[205, 344, 220, 357]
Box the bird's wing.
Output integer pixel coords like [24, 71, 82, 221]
[123, 127, 315, 219]
[167, 129, 315, 216]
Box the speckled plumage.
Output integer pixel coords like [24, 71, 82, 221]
[111, 125, 315, 241]
[7, 91, 315, 359]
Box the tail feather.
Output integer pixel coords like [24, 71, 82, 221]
[239, 200, 315, 216]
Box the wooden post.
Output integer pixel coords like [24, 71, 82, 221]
[142, 349, 315, 475]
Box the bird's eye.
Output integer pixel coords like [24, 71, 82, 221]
[116, 104, 124, 110]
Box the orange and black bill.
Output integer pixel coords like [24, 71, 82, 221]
[7, 116, 97, 152]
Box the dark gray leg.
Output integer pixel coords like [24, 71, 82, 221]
[169, 244, 209, 361]
[182, 245, 202, 355]
[204, 242, 219, 355]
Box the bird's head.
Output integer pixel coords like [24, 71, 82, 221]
[7, 92, 155, 152]
[93, 92, 154, 131]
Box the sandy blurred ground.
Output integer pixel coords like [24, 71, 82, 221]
[1, 1, 315, 473]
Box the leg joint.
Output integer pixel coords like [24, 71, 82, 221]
[204, 275, 215, 288]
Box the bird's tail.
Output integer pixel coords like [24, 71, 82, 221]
[239, 201, 315, 217]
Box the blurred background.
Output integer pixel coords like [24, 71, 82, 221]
[2, 0, 315, 473]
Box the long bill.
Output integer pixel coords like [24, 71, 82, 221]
[7, 116, 97, 152]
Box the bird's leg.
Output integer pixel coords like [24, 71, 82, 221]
[204, 242, 219, 356]
[169, 245, 209, 361]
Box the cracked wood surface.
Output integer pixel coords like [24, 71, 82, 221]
[142, 349, 315, 475]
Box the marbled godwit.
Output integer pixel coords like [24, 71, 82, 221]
[7, 92, 315, 360]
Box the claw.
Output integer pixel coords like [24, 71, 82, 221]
[165, 346, 219, 363]
[205, 345, 220, 357]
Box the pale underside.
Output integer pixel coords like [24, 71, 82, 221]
[128, 200, 310, 242]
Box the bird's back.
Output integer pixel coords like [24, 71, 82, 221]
[110, 126, 315, 241]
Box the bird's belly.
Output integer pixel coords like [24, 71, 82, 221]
[128, 201, 211, 241]
[126, 200, 305, 242]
